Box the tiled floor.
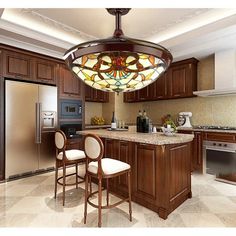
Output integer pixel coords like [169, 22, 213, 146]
[0, 165, 236, 227]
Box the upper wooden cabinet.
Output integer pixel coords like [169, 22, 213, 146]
[1, 48, 58, 85]
[123, 57, 198, 102]
[2, 49, 34, 81]
[58, 64, 82, 99]
[85, 84, 109, 103]
[34, 58, 57, 84]
[168, 58, 198, 98]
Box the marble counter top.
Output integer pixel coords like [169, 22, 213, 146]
[176, 127, 236, 133]
[78, 129, 194, 145]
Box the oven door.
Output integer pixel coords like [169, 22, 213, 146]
[203, 140, 236, 176]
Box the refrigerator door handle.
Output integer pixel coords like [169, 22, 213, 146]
[35, 103, 39, 143]
[35, 102, 42, 144]
[38, 102, 42, 144]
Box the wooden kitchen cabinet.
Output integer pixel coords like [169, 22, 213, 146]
[85, 84, 109, 102]
[123, 90, 138, 102]
[123, 57, 198, 102]
[1, 47, 59, 85]
[101, 136, 192, 219]
[153, 72, 168, 100]
[193, 131, 203, 172]
[203, 132, 236, 142]
[2, 49, 34, 81]
[167, 58, 198, 98]
[104, 139, 132, 195]
[133, 143, 158, 204]
[34, 58, 57, 84]
[177, 129, 202, 172]
[59, 64, 82, 99]
[66, 138, 84, 150]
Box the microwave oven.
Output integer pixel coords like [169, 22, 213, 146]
[59, 99, 82, 119]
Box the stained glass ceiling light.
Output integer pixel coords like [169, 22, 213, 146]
[64, 8, 173, 93]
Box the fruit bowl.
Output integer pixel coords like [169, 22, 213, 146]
[91, 116, 105, 125]
[161, 127, 176, 136]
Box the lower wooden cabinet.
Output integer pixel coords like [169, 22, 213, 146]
[66, 138, 84, 150]
[203, 132, 236, 142]
[177, 130, 203, 172]
[102, 138, 192, 219]
[104, 139, 131, 194]
[133, 143, 157, 204]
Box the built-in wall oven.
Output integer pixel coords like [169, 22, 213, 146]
[203, 140, 236, 184]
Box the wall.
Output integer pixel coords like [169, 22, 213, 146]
[112, 55, 236, 127]
[87, 55, 236, 127]
[85, 102, 102, 124]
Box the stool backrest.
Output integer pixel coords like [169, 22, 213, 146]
[84, 134, 104, 161]
[55, 130, 66, 150]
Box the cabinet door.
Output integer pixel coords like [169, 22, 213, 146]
[154, 73, 168, 99]
[85, 85, 109, 102]
[168, 64, 190, 98]
[35, 58, 57, 84]
[123, 91, 137, 102]
[85, 84, 94, 101]
[133, 143, 158, 204]
[168, 59, 197, 98]
[59, 65, 82, 98]
[193, 132, 203, 172]
[2, 49, 34, 81]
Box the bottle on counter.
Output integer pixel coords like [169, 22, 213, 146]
[136, 110, 142, 132]
[111, 111, 117, 129]
[142, 110, 149, 133]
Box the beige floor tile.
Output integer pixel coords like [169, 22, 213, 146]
[174, 197, 210, 213]
[0, 213, 37, 227]
[144, 212, 185, 227]
[0, 184, 38, 197]
[0, 196, 23, 214]
[29, 213, 74, 227]
[200, 196, 236, 213]
[216, 213, 236, 227]
[180, 213, 224, 227]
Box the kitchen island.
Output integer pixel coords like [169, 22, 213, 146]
[79, 129, 194, 219]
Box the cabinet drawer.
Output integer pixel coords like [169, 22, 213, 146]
[203, 132, 236, 142]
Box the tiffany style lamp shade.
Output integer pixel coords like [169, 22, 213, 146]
[64, 8, 173, 93]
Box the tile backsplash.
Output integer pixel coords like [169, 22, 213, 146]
[87, 54, 236, 127]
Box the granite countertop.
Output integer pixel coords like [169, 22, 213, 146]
[78, 129, 194, 145]
[176, 127, 236, 133]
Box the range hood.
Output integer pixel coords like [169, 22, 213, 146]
[193, 50, 236, 97]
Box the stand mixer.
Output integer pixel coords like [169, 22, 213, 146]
[177, 112, 193, 128]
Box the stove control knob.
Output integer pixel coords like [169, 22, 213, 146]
[219, 143, 222, 146]
[224, 144, 227, 147]
[213, 143, 216, 146]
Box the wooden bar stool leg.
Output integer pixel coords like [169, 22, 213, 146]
[63, 164, 66, 206]
[84, 173, 89, 224]
[106, 178, 109, 206]
[54, 162, 58, 199]
[89, 175, 92, 194]
[98, 178, 102, 227]
[76, 163, 78, 189]
[128, 171, 132, 222]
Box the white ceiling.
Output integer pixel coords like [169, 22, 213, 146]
[0, 8, 236, 61]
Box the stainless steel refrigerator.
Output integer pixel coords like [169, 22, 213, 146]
[5, 80, 57, 179]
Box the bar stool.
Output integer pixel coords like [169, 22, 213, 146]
[83, 133, 132, 227]
[54, 130, 86, 206]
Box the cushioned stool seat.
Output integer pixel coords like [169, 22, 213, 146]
[54, 130, 86, 206]
[57, 149, 86, 161]
[84, 133, 132, 227]
[88, 158, 130, 175]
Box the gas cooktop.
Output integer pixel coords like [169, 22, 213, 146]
[193, 125, 236, 131]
